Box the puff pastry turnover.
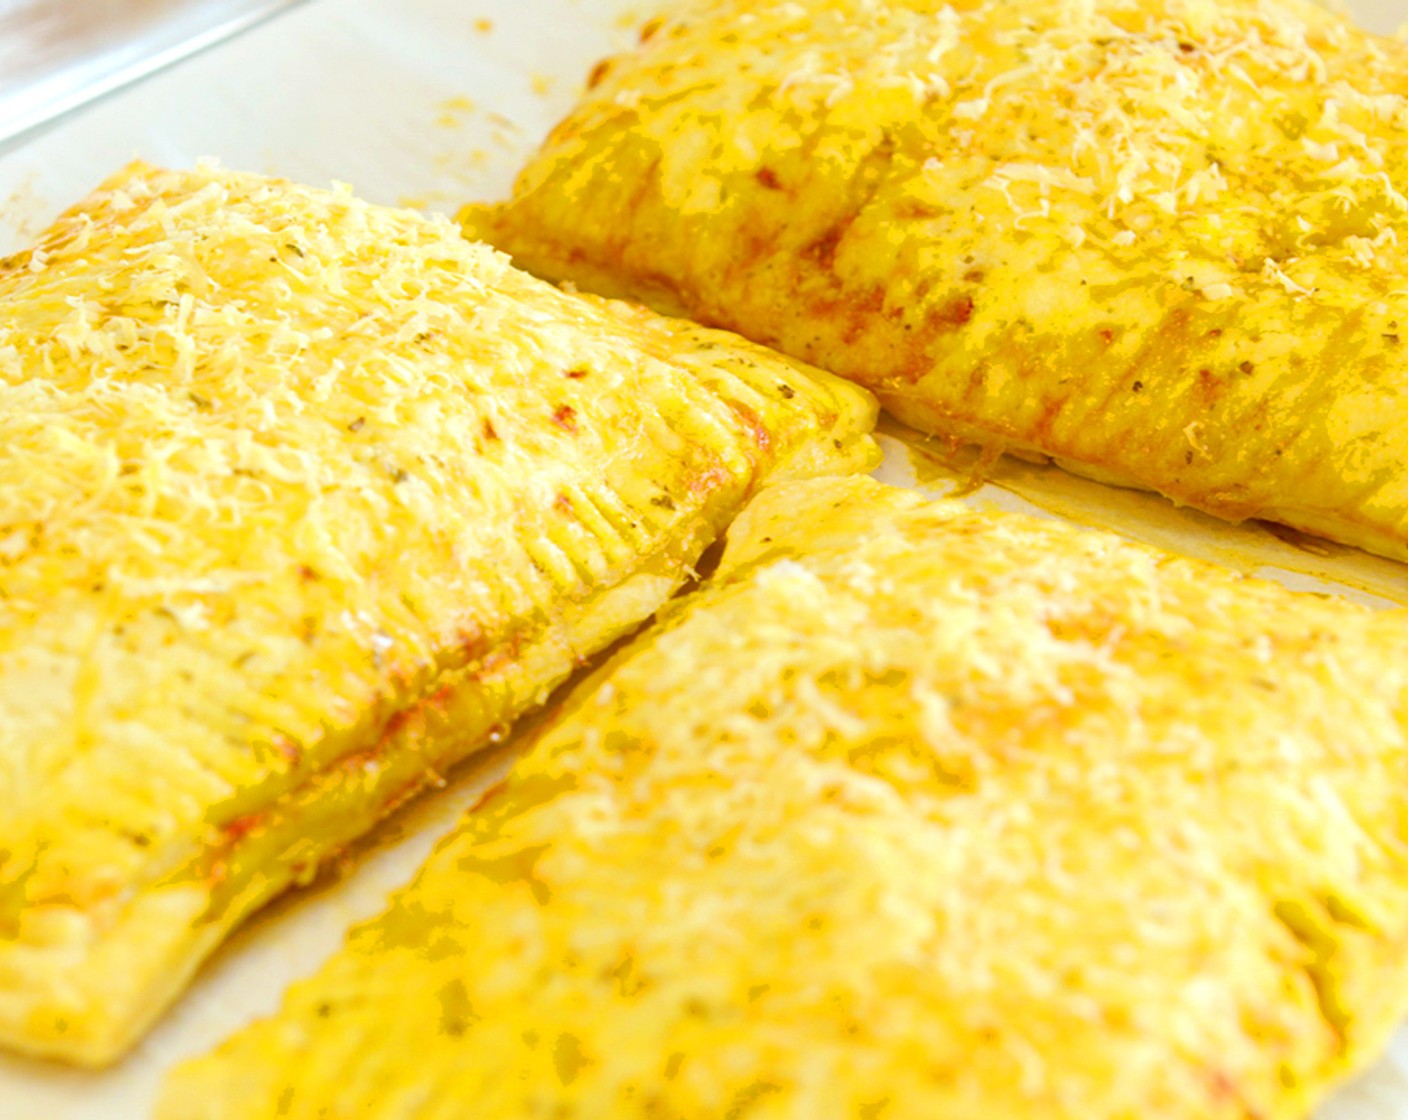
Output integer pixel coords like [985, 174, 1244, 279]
[0, 163, 877, 1066]
[166, 477, 1408, 1120]
[469, 0, 1408, 561]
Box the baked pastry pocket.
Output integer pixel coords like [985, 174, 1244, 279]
[469, 0, 1408, 561]
[165, 475, 1408, 1120]
[0, 162, 877, 1066]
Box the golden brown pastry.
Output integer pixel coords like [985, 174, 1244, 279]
[469, 0, 1408, 561]
[0, 163, 877, 1066]
[164, 476, 1408, 1120]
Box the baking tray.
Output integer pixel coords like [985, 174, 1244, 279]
[0, 0, 306, 152]
[0, 0, 1405, 1115]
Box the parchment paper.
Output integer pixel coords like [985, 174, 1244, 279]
[0, 1, 1403, 1115]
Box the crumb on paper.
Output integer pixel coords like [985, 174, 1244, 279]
[433, 149, 494, 187]
[0, 172, 54, 252]
[474, 17, 493, 33]
[435, 95, 477, 129]
[486, 112, 522, 134]
[531, 74, 554, 97]
[398, 191, 462, 220]
[486, 112, 525, 152]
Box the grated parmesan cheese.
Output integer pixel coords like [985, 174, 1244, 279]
[162, 476, 1408, 1120]
[0, 162, 879, 1067]
[474, 0, 1408, 562]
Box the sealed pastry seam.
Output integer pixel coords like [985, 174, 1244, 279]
[163, 477, 1408, 1119]
[0, 162, 877, 1065]
[469, 0, 1408, 561]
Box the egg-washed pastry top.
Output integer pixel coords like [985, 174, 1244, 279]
[0, 162, 877, 1067]
[165, 475, 1408, 1120]
[469, 0, 1408, 561]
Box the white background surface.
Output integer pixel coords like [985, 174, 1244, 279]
[0, 0, 1407, 1116]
